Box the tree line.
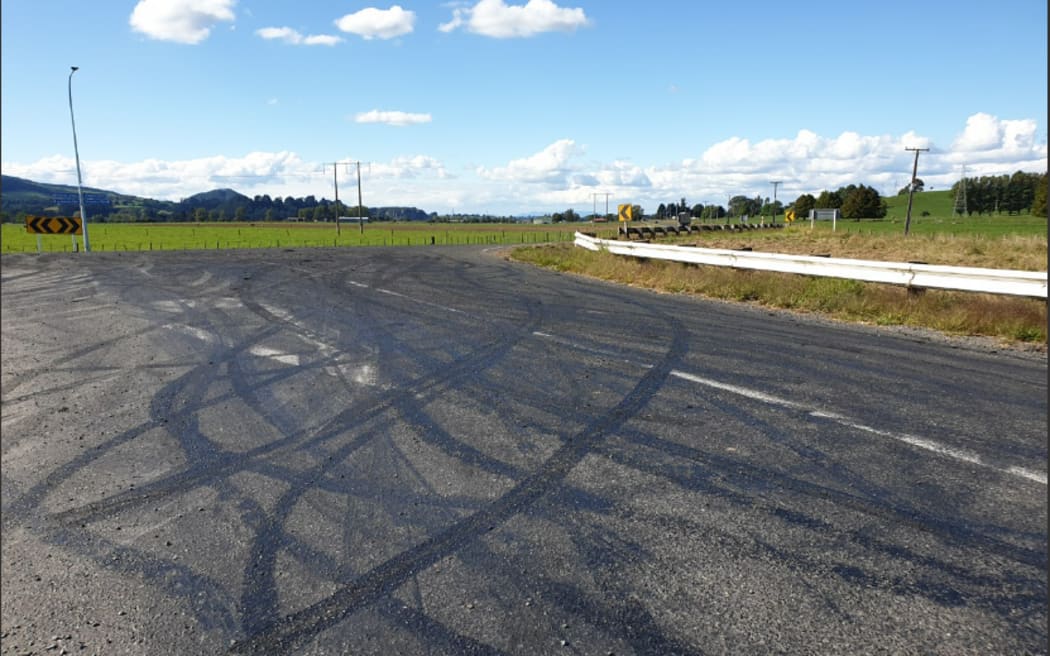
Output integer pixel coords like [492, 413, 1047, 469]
[3, 171, 1045, 225]
[947, 171, 1046, 216]
[609, 184, 888, 223]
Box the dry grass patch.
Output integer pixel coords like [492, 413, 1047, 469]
[511, 244, 1047, 347]
[666, 229, 1048, 271]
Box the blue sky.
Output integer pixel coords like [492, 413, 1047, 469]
[2, 0, 1047, 215]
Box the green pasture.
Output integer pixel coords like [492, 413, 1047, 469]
[0, 221, 585, 254]
[785, 214, 1047, 238]
[2, 203, 1045, 254]
[883, 189, 957, 217]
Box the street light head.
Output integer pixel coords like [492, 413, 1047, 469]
[71, 66, 79, 72]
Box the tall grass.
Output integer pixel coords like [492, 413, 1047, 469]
[510, 244, 1047, 347]
[663, 226, 1048, 271]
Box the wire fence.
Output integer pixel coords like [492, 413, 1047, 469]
[0, 228, 580, 254]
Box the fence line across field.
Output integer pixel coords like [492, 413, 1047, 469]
[573, 232, 1047, 299]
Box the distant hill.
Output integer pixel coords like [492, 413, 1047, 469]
[882, 190, 954, 219]
[178, 188, 252, 214]
[0, 174, 117, 197]
[0, 174, 437, 223]
[182, 188, 251, 205]
[0, 174, 141, 216]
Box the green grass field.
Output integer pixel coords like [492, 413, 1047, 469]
[2, 197, 1045, 253]
[0, 221, 581, 254]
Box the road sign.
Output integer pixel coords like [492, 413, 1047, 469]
[784, 209, 796, 223]
[25, 215, 83, 235]
[617, 204, 633, 222]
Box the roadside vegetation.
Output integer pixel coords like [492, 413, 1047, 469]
[509, 221, 1048, 348]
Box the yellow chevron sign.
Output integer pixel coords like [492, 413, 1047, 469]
[784, 209, 797, 223]
[25, 215, 83, 235]
[617, 204, 633, 222]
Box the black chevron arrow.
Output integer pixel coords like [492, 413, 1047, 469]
[24, 216, 82, 234]
[25, 216, 46, 233]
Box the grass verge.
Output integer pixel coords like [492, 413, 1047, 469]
[509, 243, 1047, 349]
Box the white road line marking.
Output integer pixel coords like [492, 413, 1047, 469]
[1007, 466, 1049, 485]
[672, 371, 1045, 486]
[529, 331, 1045, 485]
[377, 288, 465, 314]
[531, 331, 634, 362]
[672, 371, 810, 411]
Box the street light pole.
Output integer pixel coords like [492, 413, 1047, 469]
[68, 66, 90, 252]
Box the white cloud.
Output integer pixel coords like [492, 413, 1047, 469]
[129, 0, 236, 44]
[353, 110, 433, 126]
[645, 116, 1046, 205]
[256, 26, 341, 46]
[439, 0, 589, 38]
[335, 6, 415, 40]
[952, 112, 1040, 156]
[2, 113, 1044, 214]
[594, 161, 651, 188]
[477, 139, 582, 183]
[303, 34, 342, 46]
[2, 152, 317, 201]
[953, 112, 1004, 151]
[367, 156, 451, 179]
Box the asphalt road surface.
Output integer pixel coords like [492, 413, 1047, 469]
[2, 246, 1046, 655]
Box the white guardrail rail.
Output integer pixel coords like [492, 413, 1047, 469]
[574, 232, 1048, 299]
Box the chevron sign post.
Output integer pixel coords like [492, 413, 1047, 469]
[25, 216, 84, 253]
[25, 216, 83, 235]
[617, 204, 633, 236]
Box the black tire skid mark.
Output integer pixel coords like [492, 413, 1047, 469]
[234, 282, 548, 636]
[227, 311, 689, 654]
[11, 253, 551, 638]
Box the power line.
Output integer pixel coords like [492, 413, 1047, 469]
[322, 161, 368, 235]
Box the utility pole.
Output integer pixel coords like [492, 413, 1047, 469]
[356, 161, 364, 234]
[333, 165, 341, 236]
[770, 181, 782, 224]
[952, 164, 968, 216]
[322, 160, 366, 235]
[323, 161, 352, 236]
[594, 192, 612, 233]
[903, 147, 929, 235]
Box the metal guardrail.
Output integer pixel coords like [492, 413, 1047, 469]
[574, 232, 1048, 299]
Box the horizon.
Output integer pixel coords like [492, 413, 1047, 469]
[1, 1, 1046, 215]
[6, 171, 1041, 220]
